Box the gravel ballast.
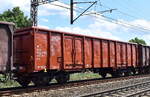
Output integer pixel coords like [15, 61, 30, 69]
[10, 75, 150, 97]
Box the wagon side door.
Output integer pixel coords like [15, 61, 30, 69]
[64, 36, 83, 69]
[64, 36, 74, 69]
[74, 37, 83, 68]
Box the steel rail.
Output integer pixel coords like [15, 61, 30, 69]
[81, 81, 150, 97]
[0, 74, 150, 96]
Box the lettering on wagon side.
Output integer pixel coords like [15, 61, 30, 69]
[50, 35, 61, 56]
[36, 44, 47, 60]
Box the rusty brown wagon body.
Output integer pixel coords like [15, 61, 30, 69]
[13, 27, 150, 86]
[0, 22, 14, 73]
[138, 45, 150, 71]
[14, 27, 139, 73]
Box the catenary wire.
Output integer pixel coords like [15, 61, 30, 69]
[49, 1, 150, 35]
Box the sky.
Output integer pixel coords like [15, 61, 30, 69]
[0, 0, 150, 44]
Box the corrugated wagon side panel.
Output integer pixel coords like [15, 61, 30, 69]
[135, 45, 139, 67]
[132, 45, 137, 67]
[116, 43, 121, 67]
[34, 32, 48, 71]
[64, 35, 74, 69]
[134, 45, 137, 67]
[146, 47, 150, 66]
[14, 30, 34, 73]
[142, 47, 146, 66]
[122, 44, 127, 66]
[149, 47, 150, 66]
[13, 37, 22, 65]
[0, 23, 14, 72]
[50, 33, 62, 70]
[138, 45, 150, 67]
[127, 44, 132, 67]
[63, 35, 84, 70]
[23, 34, 34, 72]
[102, 40, 109, 67]
[84, 38, 92, 68]
[74, 37, 83, 67]
[138, 45, 143, 67]
[145, 47, 147, 66]
[142, 46, 149, 66]
[109, 41, 115, 68]
[0, 27, 9, 68]
[93, 39, 101, 68]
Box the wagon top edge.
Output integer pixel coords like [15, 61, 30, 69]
[16, 26, 140, 45]
[0, 21, 15, 25]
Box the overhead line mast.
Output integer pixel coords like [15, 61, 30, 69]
[31, 0, 97, 26]
[31, 0, 116, 26]
[70, 0, 97, 24]
[31, 0, 57, 26]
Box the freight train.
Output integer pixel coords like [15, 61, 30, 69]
[1, 21, 150, 87]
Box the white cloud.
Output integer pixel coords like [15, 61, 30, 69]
[39, 9, 52, 16]
[55, 19, 121, 41]
[0, 0, 30, 15]
[141, 34, 150, 45]
[39, 1, 70, 17]
[10, 0, 30, 11]
[0, 0, 70, 17]
[89, 18, 119, 32]
[40, 18, 49, 22]
[130, 19, 150, 29]
[126, 19, 150, 44]
[54, 17, 150, 43]
[38, 25, 50, 29]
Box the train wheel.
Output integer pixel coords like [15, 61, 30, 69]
[144, 67, 149, 74]
[132, 69, 136, 75]
[55, 73, 70, 84]
[16, 77, 30, 87]
[32, 77, 50, 86]
[32, 74, 51, 86]
[147, 67, 150, 74]
[134, 68, 139, 75]
[100, 73, 106, 78]
[124, 69, 131, 76]
[118, 71, 125, 77]
[138, 68, 144, 74]
[124, 72, 129, 76]
[111, 72, 119, 78]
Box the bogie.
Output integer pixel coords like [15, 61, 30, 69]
[16, 76, 31, 87]
[32, 73, 53, 86]
[55, 72, 70, 84]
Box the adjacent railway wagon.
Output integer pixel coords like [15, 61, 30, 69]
[13, 27, 150, 86]
[0, 22, 14, 74]
[138, 45, 150, 72]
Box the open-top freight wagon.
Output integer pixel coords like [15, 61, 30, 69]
[13, 27, 150, 86]
[0, 22, 14, 81]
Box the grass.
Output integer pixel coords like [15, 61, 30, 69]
[50, 71, 101, 83]
[0, 80, 19, 88]
[0, 74, 19, 88]
[70, 71, 101, 81]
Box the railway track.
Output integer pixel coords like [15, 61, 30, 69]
[81, 81, 150, 97]
[0, 74, 150, 96]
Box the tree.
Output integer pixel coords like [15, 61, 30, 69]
[129, 37, 147, 45]
[0, 7, 32, 28]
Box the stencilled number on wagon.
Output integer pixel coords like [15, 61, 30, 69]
[50, 35, 61, 56]
[37, 65, 46, 69]
[36, 44, 47, 60]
